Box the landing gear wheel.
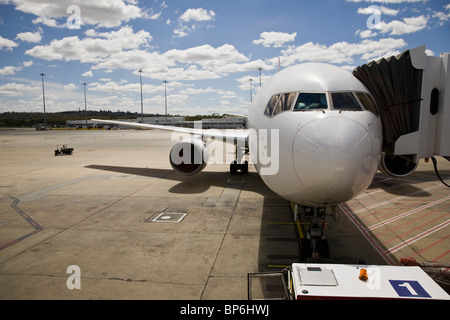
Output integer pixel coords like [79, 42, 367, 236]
[230, 161, 248, 174]
[230, 161, 238, 174]
[241, 161, 249, 174]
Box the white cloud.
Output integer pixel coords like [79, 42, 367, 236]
[173, 25, 189, 38]
[149, 12, 161, 20]
[432, 4, 450, 26]
[179, 8, 215, 22]
[357, 6, 399, 16]
[253, 32, 297, 48]
[0, 83, 30, 96]
[377, 15, 428, 35]
[25, 26, 152, 63]
[347, 0, 427, 3]
[15, 31, 42, 43]
[356, 29, 378, 38]
[0, 65, 21, 75]
[356, 30, 378, 39]
[23, 60, 33, 67]
[10, 0, 144, 28]
[82, 71, 93, 77]
[275, 38, 407, 66]
[88, 80, 182, 97]
[0, 36, 19, 51]
[165, 44, 247, 66]
[90, 43, 270, 81]
[64, 83, 78, 91]
[174, 8, 215, 38]
[32, 17, 64, 28]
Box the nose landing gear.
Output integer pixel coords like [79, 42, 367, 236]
[295, 205, 338, 262]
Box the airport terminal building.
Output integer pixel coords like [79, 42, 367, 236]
[66, 116, 247, 129]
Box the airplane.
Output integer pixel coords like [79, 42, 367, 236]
[93, 62, 384, 205]
[93, 62, 384, 259]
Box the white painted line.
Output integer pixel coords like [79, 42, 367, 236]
[386, 219, 450, 254]
[366, 195, 450, 231]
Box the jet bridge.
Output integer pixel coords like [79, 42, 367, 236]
[353, 46, 450, 177]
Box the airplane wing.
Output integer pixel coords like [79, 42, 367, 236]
[91, 119, 248, 146]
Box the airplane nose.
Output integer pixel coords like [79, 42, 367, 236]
[293, 116, 374, 203]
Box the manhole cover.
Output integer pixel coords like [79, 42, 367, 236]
[151, 212, 187, 223]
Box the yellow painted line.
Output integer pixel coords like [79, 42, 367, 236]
[296, 219, 304, 239]
[290, 202, 296, 213]
[268, 221, 296, 225]
[267, 265, 291, 269]
[290, 202, 305, 239]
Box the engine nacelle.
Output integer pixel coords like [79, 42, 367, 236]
[169, 139, 209, 175]
[379, 153, 418, 177]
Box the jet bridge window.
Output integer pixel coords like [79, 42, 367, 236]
[331, 92, 362, 111]
[294, 93, 328, 111]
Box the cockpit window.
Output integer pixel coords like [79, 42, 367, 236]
[264, 94, 280, 116]
[331, 92, 362, 111]
[294, 93, 328, 111]
[355, 92, 379, 116]
[272, 92, 297, 116]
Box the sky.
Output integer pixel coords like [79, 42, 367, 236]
[0, 0, 449, 116]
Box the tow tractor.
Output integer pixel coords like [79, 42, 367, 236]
[248, 204, 450, 300]
[248, 262, 450, 300]
[54, 144, 74, 156]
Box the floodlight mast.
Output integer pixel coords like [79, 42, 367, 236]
[163, 80, 168, 122]
[40, 73, 47, 129]
[138, 69, 144, 124]
[82, 83, 88, 126]
[258, 67, 263, 87]
[249, 78, 253, 102]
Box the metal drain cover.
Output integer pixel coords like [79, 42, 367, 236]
[151, 212, 187, 223]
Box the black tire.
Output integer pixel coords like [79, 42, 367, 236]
[241, 161, 248, 174]
[230, 161, 238, 174]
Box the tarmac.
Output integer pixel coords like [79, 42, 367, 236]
[0, 128, 448, 300]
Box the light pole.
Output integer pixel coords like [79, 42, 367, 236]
[249, 78, 253, 103]
[82, 83, 87, 126]
[138, 69, 144, 123]
[163, 80, 168, 122]
[40, 73, 47, 129]
[258, 67, 263, 87]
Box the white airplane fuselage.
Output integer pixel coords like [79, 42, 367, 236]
[248, 63, 383, 207]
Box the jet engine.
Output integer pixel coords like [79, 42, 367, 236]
[379, 153, 418, 177]
[169, 139, 209, 175]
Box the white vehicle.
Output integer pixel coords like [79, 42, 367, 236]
[248, 263, 450, 300]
